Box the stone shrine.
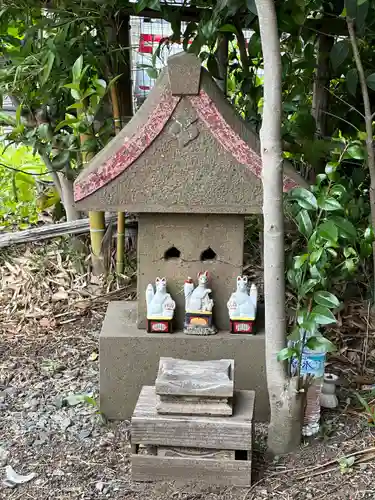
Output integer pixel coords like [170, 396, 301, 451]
[73, 52, 305, 422]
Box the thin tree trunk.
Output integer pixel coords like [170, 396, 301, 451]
[312, 33, 333, 139]
[80, 133, 106, 275]
[215, 34, 228, 94]
[347, 18, 375, 298]
[255, 0, 304, 455]
[310, 32, 334, 181]
[57, 173, 80, 222]
[110, 83, 126, 275]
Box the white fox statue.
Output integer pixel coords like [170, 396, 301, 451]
[184, 271, 214, 313]
[146, 277, 175, 320]
[227, 276, 257, 320]
[183, 271, 216, 335]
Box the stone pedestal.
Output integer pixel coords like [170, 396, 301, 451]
[99, 301, 269, 421]
[131, 386, 255, 487]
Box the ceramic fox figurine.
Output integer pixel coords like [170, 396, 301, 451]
[227, 276, 257, 320]
[146, 277, 175, 320]
[184, 271, 214, 313]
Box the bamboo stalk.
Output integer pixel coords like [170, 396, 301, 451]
[80, 133, 106, 275]
[110, 84, 125, 275]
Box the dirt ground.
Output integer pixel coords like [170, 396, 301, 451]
[1, 312, 375, 500]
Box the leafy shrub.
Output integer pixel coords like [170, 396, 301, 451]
[0, 143, 52, 229]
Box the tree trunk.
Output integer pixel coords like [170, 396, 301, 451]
[311, 32, 334, 180]
[57, 173, 80, 222]
[347, 18, 375, 298]
[312, 33, 333, 139]
[255, 0, 303, 454]
[215, 34, 228, 94]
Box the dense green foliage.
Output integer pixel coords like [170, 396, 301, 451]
[0, 144, 53, 228]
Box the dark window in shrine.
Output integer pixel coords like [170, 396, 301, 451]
[164, 246, 181, 260]
[200, 247, 217, 261]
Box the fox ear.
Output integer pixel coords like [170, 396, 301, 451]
[161, 277, 166, 283]
[243, 276, 248, 282]
[237, 276, 241, 281]
[155, 277, 160, 283]
[204, 271, 209, 277]
[197, 271, 203, 278]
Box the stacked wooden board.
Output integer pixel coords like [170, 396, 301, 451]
[131, 358, 255, 486]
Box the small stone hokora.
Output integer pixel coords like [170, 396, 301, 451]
[184, 271, 217, 335]
[227, 276, 257, 334]
[146, 277, 176, 333]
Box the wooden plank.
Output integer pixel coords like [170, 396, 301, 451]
[156, 396, 233, 416]
[157, 447, 235, 460]
[155, 358, 234, 398]
[131, 387, 254, 450]
[0, 216, 137, 248]
[131, 454, 251, 487]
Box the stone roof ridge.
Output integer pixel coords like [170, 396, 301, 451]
[167, 52, 202, 96]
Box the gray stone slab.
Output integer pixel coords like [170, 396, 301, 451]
[131, 386, 254, 450]
[155, 358, 234, 398]
[99, 301, 269, 422]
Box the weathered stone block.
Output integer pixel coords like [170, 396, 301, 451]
[155, 358, 234, 397]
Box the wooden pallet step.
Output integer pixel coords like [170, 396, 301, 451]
[131, 387, 255, 450]
[131, 454, 252, 487]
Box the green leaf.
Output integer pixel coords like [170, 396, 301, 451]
[345, 0, 357, 18]
[146, 67, 158, 79]
[306, 335, 336, 352]
[330, 216, 357, 239]
[347, 144, 365, 159]
[287, 327, 301, 342]
[135, 0, 161, 12]
[310, 248, 323, 264]
[54, 118, 79, 132]
[317, 196, 343, 211]
[107, 74, 122, 90]
[247, 0, 258, 15]
[277, 347, 295, 362]
[51, 151, 70, 169]
[310, 305, 337, 325]
[314, 291, 340, 309]
[219, 24, 238, 34]
[16, 104, 22, 126]
[346, 68, 358, 96]
[72, 55, 83, 82]
[294, 254, 309, 269]
[318, 220, 338, 242]
[325, 161, 339, 175]
[299, 279, 319, 296]
[63, 83, 80, 91]
[41, 52, 55, 86]
[364, 226, 374, 242]
[288, 187, 318, 210]
[296, 209, 313, 238]
[366, 73, 375, 91]
[330, 41, 350, 71]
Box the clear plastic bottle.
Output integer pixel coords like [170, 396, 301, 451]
[290, 330, 326, 437]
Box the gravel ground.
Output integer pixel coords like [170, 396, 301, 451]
[1, 311, 375, 500]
